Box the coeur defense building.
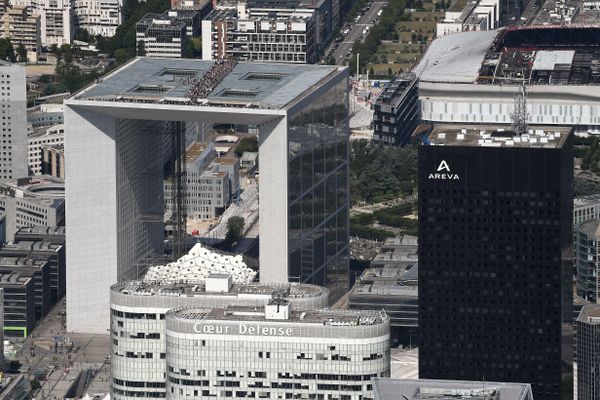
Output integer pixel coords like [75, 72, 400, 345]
[64, 58, 350, 334]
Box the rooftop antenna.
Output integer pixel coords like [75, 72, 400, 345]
[510, 76, 529, 135]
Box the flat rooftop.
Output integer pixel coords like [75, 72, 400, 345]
[170, 306, 388, 326]
[578, 219, 600, 238]
[72, 58, 341, 109]
[578, 304, 600, 324]
[112, 280, 327, 299]
[574, 194, 600, 208]
[350, 264, 418, 298]
[15, 226, 65, 236]
[427, 124, 571, 148]
[373, 379, 532, 400]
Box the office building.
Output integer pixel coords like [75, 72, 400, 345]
[72, 0, 122, 37]
[164, 143, 239, 221]
[415, 26, 600, 134]
[576, 304, 600, 400]
[0, 6, 40, 62]
[0, 61, 27, 181]
[28, 123, 64, 175]
[348, 235, 418, 346]
[171, 0, 213, 17]
[164, 304, 389, 399]
[418, 125, 574, 400]
[0, 256, 50, 320]
[0, 176, 65, 241]
[41, 144, 64, 179]
[27, 103, 63, 129]
[0, 239, 65, 303]
[110, 274, 329, 399]
[0, 273, 34, 337]
[576, 220, 600, 303]
[372, 73, 419, 146]
[136, 10, 200, 58]
[372, 379, 534, 400]
[64, 58, 349, 334]
[575, 195, 600, 226]
[202, 2, 317, 63]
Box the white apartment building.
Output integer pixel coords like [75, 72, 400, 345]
[11, 0, 71, 46]
[0, 62, 27, 181]
[28, 124, 64, 175]
[202, 2, 317, 63]
[73, 0, 122, 37]
[0, 5, 41, 61]
[27, 103, 63, 128]
[165, 304, 389, 399]
[110, 274, 330, 400]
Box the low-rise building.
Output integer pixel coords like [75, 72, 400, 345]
[576, 304, 600, 400]
[373, 73, 419, 145]
[202, 2, 317, 63]
[240, 151, 257, 171]
[27, 123, 64, 175]
[41, 144, 64, 179]
[372, 379, 534, 400]
[14, 225, 65, 244]
[0, 256, 50, 321]
[165, 304, 389, 399]
[0, 240, 65, 303]
[110, 274, 330, 400]
[436, 0, 499, 38]
[0, 176, 65, 241]
[0, 273, 34, 337]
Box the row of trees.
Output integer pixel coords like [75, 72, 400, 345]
[0, 38, 28, 62]
[349, 0, 408, 74]
[580, 137, 600, 172]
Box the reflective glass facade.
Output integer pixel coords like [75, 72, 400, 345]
[287, 80, 349, 301]
[418, 135, 573, 400]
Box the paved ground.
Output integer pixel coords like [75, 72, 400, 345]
[391, 347, 419, 379]
[16, 301, 110, 399]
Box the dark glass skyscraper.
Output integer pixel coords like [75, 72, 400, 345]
[418, 126, 574, 400]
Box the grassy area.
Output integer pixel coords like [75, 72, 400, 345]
[368, 0, 442, 76]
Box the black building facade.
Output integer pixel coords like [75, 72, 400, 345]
[372, 73, 419, 146]
[418, 127, 573, 400]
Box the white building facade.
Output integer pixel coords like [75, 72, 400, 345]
[165, 305, 389, 399]
[11, 0, 72, 46]
[73, 0, 122, 37]
[110, 277, 330, 400]
[0, 62, 27, 181]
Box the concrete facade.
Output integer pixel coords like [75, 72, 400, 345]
[0, 62, 27, 181]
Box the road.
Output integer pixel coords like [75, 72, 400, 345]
[332, 1, 388, 65]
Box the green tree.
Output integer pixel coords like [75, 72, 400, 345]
[74, 28, 91, 43]
[0, 38, 16, 62]
[16, 44, 27, 62]
[115, 48, 130, 64]
[224, 216, 245, 248]
[30, 379, 41, 391]
[137, 40, 146, 56]
[234, 137, 258, 156]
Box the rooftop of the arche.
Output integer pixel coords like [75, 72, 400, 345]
[69, 57, 344, 110]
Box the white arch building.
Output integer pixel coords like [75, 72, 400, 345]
[64, 58, 350, 334]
